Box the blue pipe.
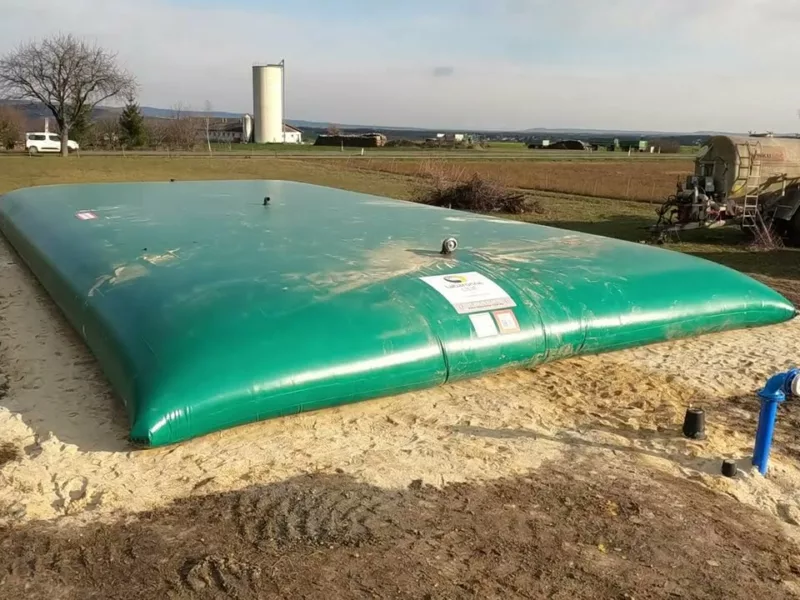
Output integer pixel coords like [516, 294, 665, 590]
[753, 368, 798, 475]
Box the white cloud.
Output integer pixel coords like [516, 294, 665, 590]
[2, 0, 800, 132]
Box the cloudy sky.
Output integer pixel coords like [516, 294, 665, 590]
[2, 0, 800, 132]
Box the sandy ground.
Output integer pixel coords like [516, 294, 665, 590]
[4, 233, 800, 597]
[1, 232, 800, 537]
[5, 460, 800, 599]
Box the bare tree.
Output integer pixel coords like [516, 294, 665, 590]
[90, 117, 122, 150]
[144, 118, 167, 149]
[0, 34, 136, 156]
[162, 103, 196, 151]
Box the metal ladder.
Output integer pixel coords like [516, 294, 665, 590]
[740, 142, 762, 231]
[739, 142, 781, 245]
[736, 143, 754, 182]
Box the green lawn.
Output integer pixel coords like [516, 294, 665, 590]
[207, 140, 529, 154]
[75, 143, 695, 162]
[483, 141, 528, 151]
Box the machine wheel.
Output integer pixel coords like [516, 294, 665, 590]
[28, 146, 38, 156]
[787, 210, 800, 247]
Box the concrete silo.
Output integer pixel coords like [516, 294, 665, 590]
[252, 63, 284, 144]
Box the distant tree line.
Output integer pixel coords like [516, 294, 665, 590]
[86, 103, 203, 151]
[0, 99, 211, 152]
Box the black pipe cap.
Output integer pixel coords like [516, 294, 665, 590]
[721, 459, 738, 478]
[682, 407, 706, 440]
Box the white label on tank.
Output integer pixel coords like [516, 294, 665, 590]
[493, 309, 521, 334]
[469, 312, 499, 338]
[420, 272, 516, 314]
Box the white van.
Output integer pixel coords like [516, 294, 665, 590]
[25, 132, 79, 154]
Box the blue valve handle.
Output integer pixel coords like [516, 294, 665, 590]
[753, 369, 798, 475]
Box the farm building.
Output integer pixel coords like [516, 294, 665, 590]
[281, 124, 303, 144]
[204, 119, 245, 143]
[435, 133, 466, 143]
[528, 139, 591, 151]
[315, 133, 387, 148]
[203, 118, 302, 144]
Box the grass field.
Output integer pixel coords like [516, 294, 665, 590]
[0, 154, 414, 200]
[205, 140, 699, 156]
[208, 141, 528, 153]
[2, 153, 798, 302]
[351, 156, 694, 202]
[79, 142, 696, 162]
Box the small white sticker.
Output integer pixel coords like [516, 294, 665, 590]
[469, 313, 499, 338]
[76, 211, 98, 220]
[493, 309, 521, 334]
[420, 272, 516, 314]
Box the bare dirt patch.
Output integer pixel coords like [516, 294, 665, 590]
[0, 442, 18, 468]
[0, 375, 16, 468]
[1, 459, 798, 600]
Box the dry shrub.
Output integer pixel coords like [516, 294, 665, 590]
[0, 105, 27, 150]
[749, 213, 784, 251]
[415, 172, 532, 214]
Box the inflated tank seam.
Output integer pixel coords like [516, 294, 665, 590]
[435, 333, 451, 383]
